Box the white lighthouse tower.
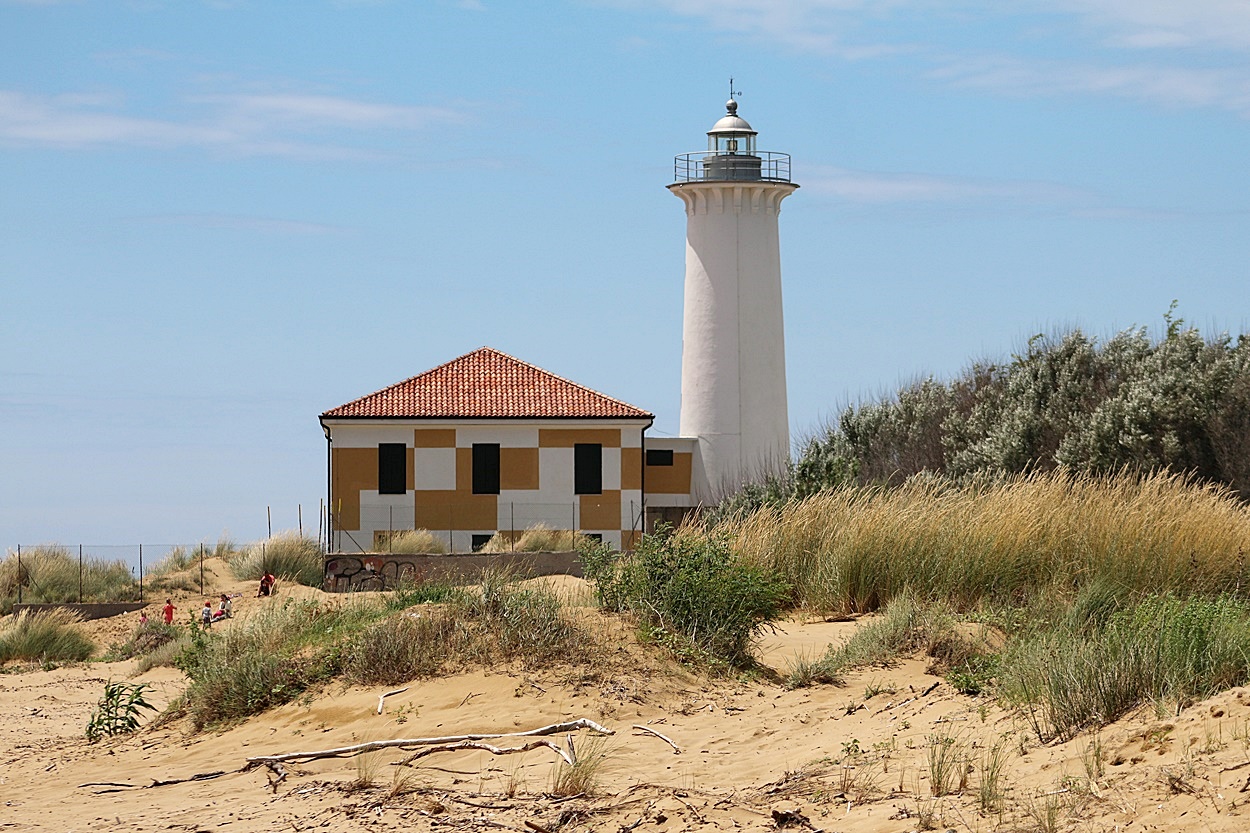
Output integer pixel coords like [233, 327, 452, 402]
[669, 94, 798, 500]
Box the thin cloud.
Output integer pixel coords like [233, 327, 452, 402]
[623, 1, 1250, 113]
[930, 54, 1250, 115]
[1053, 0, 1250, 51]
[802, 164, 1092, 206]
[0, 89, 470, 158]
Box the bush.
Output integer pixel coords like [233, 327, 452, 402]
[584, 530, 788, 668]
[0, 608, 94, 664]
[229, 532, 324, 587]
[107, 620, 180, 661]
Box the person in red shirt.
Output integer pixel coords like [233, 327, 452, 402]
[162, 598, 175, 625]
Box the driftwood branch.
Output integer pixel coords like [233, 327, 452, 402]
[245, 718, 613, 766]
[397, 738, 573, 767]
[632, 724, 681, 754]
[377, 687, 409, 715]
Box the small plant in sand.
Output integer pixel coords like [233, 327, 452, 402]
[978, 742, 1009, 813]
[925, 733, 967, 797]
[86, 680, 157, 742]
[551, 735, 611, 797]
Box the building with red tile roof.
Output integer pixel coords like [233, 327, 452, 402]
[319, 347, 695, 554]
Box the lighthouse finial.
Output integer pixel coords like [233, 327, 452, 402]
[727, 77, 741, 114]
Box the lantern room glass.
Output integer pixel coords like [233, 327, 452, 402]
[709, 133, 755, 155]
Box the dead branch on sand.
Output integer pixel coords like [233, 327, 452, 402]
[631, 724, 681, 754]
[397, 738, 574, 767]
[377, 687, 409, 715]
[245, 718, 614, 766]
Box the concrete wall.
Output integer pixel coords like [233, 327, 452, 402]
[324, 551, 582, 593]
[13, 602, 147, 621]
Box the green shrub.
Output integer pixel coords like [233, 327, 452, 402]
[0, 608, 94, 664]
[228, 532, 324, 587]
[107, 620, 180, 661]
[584, 530, 788, 669]
[86, 681, 156, 741]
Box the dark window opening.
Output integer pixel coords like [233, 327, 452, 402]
[378, 443, 406, 494]
[471, 533, 494, 552]
[574, 443, 602, 495]
[583, 532, 603, 543]
[472, 443, 501, 494]
[646, 449, 674, 467]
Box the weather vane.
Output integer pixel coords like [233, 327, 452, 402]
[729, 77, 742, 101]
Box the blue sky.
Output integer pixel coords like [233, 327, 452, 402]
[2, 0, 1247, 548]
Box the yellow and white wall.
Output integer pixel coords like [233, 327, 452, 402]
[323, 419, 650, 553]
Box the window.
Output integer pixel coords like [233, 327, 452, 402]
[471, 533, 494, 552]
[646, 449, 674, 467]
[377, 443, 406, 494]
[472, 443, 500, 494]
[574, 443, 602, 495]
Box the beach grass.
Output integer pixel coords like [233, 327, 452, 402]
[0, 545, 138, 612]
[0, 608, 94, 664]
[716, 469, 1250, 614]
[228, 531, 324, 587]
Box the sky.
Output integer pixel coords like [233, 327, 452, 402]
[2, 0, 1248, 550]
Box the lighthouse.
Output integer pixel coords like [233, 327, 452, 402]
[669, 94, 798, 500]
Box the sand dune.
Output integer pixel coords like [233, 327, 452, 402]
[3, 576, 1250, 831]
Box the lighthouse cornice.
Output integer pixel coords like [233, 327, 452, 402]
[667, 180, 797, 216]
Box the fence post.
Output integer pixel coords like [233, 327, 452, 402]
[199, 543, 205, 596]
[511, 502, 515, 552]
[78, 544, 83, 603]
[15, 545, 20, 605]
[139, 544, 144, 604]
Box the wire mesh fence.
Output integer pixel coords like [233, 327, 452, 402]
[2, 541, 304, 607]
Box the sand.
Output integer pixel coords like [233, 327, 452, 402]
[3, 575, 1250, 832]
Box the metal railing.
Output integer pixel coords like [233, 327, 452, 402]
[673, 151, 792, 184]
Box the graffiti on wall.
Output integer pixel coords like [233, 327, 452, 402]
[323, 551, 582, 593]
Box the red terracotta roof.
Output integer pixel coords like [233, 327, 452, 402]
[321, 347, 653, 420]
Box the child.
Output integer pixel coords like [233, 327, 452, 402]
[201, 600, 213, 629]
[139, 611, 149, 626]
[162, 599, 175, 625]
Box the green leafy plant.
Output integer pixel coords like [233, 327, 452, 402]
[583, 528, 788, 668]
[86, 680, 156, 741]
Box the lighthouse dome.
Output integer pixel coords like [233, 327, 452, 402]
[708, 99, 756, 135]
